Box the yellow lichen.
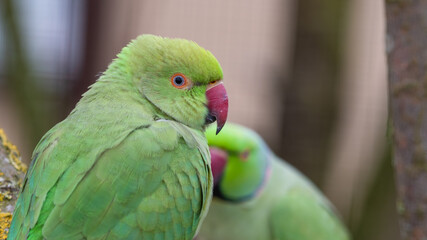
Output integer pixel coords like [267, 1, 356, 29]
[0, 192, 11, 202]
[0, 129, 27, 240]
[0, 212, 12, 240]
[0, 129, 27, 172]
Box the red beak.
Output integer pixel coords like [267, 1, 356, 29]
[209, 147, 228, 185]
[206, 82, 228, 134]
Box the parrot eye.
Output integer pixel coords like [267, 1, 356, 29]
[239, 150, 250, 161]
[171, 73, 190, 89]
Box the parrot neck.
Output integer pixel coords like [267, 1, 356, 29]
[215, 147, 272, 203]
[72, 60, 171, 123]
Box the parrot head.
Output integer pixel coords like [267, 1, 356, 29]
[115, 35, 228, 133]
[205, 123, 271, 202]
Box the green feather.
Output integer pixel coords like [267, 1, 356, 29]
[8, 35, 220, 240]
[198, 123, 350, 240]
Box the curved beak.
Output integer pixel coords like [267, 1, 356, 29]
[209, 147, 228, 185]
[205, 81, 228, 134]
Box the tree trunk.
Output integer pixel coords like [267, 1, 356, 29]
[386, 1, 427, 238]
[278, 0, 349, 184]
[0, 0, 50, 147]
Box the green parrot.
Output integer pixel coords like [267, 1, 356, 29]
[8, 35, 229, 240]
[197, 124, 350, 240]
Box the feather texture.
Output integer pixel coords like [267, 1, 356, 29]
[198, 124, 350, 240]
[8, 35, 221, 240]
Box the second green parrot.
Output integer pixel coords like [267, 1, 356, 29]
[8, 35, 228, 240]
[197, 123, 350, 240]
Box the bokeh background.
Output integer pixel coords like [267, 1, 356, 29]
[0, 0, 396, 239]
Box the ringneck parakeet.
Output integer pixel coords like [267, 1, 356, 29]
[197, 124, 350, 240]
[8, 35, 229, 240]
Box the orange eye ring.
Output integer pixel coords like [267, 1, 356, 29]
[209, 80, 219, 85]
[171, 73, 189, 89]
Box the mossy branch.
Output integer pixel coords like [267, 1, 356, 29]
[0, 129, 27, 240]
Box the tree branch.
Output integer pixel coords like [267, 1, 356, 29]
[386, 0, 427, 238]
[0, 129, 26, 240]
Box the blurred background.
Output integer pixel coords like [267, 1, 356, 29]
[0, 0, 396, 239]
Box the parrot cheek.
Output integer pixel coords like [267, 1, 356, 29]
[205, 82, 228, 134]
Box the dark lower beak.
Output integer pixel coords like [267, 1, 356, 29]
[206, 82, 228, 134]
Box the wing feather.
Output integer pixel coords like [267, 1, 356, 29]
[9, 119, 211, 240]
[269, 187, 350, 240]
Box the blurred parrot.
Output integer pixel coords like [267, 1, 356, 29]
[197, 124, 350, 240]
[8, 35, 228, 240]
